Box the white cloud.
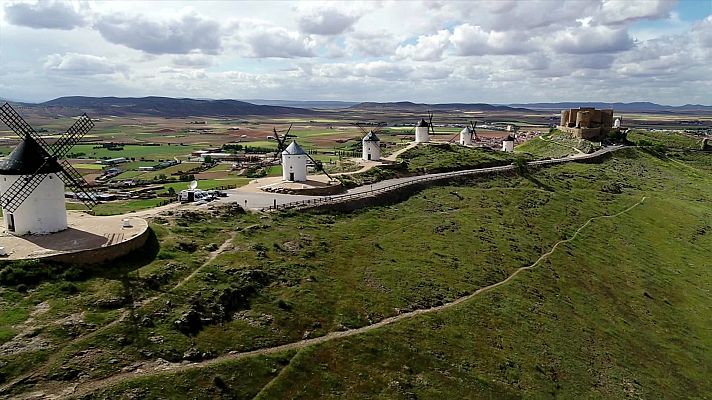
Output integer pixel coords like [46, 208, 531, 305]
[692, 16, 712, 48]
[395, 30, 451, 61]
[3, 1, 87, 30]
[172, 54, 214, 68]
[95, 12, 222, 55]
[297, 8, 360, 35]
[551, 25, 633, 54]
[450, 24, 533, 55]
[597, 0, 676, 25]
[0, 0, 710, 105]
[43, 53, 127, 75]
[238, 22, 315, 58]
[345, 30, 402, 57]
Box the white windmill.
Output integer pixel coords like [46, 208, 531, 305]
[282, 141, 308, 182]
[0, 103, 98, 236]
[361, 130, 381, 161]
[459, 126, 473, 146]
[502, 135, 515, 152]
[415, 111, 436, 143]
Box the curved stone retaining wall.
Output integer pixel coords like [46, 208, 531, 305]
[43, 225, 150, 265]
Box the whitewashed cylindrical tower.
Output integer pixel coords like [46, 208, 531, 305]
[502, 135, 515, 152]
[415, 119, 430, 143]
[459, 126, 472, 146]
[362, 131, 381, 161]
[613, 117, 621, 128]
[281, 141, 308, 182]
[0, 138, 68, 236]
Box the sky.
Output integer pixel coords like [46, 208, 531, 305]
[0, 0, 711, 105]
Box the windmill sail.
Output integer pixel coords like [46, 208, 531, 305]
[0, 102, 99, 211]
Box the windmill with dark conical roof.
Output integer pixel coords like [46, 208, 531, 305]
[361, 130, 381, 161]
[0, 103, 98, 235]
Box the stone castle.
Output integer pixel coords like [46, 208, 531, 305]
[558, 107, 614, 140]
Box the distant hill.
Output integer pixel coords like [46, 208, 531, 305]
[349, 101, 527, 112]
[242, 99, 358, 109]
[507, 102, 712, 113]
[31, 96, 315, 117]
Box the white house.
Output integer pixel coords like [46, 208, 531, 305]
[459, 126, 473, 146]
[282, 141, 308, 182]
[362, 131, 381, 161]
[502, 135, 515, 152]
[415, 119, 430, 143]
[0, 138, 68, 235]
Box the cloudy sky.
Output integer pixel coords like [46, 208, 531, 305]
[1, 0, 711, 105]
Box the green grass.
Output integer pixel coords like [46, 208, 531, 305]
[401, 143, 523, 172]
[339, 144, 524, 187]
[2, 149, 710, 399]
[515, 136, 579, 158]
[627, 129, 703, 149]
[84, 351, 297, 399]
[67, 198, 169, 215]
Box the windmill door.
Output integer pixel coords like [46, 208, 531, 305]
[7, 213, 15, 232]
[289, 172, 295, 181]
[367, 154, 371, 160]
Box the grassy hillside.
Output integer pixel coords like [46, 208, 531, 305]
[338, 143, 524, 187]
[627, 129, 703, 149]
[514, 136, 580, 158]
[1, 148, 710, 399]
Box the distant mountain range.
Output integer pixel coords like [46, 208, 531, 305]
[5, 97, 710, 117]
[242, 99, 358, 109]
[507, 102, 712, 113]
[348, 101, 527, 112]
[21, 96, 316, 117]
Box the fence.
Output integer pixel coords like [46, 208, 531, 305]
[265, 146, 622, 212]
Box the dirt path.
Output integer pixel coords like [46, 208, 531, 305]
[385, 142, 418, 161]
[0, 234, 237, 398]
[59, 196, 647, 399]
